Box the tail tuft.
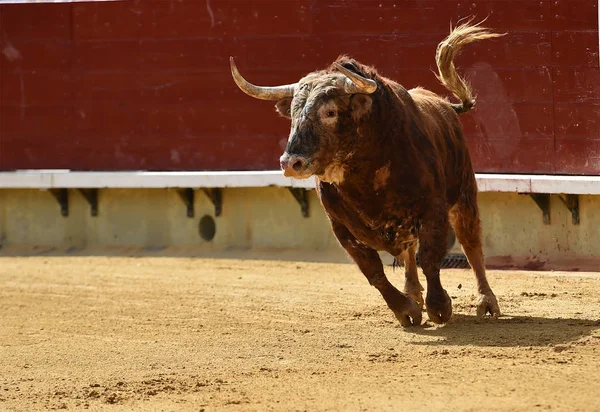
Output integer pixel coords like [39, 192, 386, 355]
[435, 18, 505, 114]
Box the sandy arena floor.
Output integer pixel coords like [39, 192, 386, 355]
[1, 256, 599, 411]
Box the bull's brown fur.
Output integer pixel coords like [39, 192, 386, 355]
[232, 21, 502, 326]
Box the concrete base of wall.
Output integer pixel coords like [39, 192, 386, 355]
[0, 188, 598, 271]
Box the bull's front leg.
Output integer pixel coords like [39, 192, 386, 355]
[331, 220, 422, 327]
[418, 205, 453, 324]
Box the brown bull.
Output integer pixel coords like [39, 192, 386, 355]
[230, 21, 503, 326]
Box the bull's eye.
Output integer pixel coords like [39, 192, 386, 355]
[319, 102, 338, 124]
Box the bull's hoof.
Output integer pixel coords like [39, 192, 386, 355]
[477, 292, 501, 318]
[392, 297, 423, 327]
[404, 281, 425, 310]
[426, 289, 453, 324]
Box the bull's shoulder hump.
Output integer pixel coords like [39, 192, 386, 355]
[408, 87, 440, 100]
[408, 87, 455, 114]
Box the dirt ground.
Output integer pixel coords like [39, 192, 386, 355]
[1, 256, 599, 411]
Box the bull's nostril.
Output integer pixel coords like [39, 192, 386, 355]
[292, 160, 304, 171]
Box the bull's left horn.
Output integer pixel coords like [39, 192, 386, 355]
[334, 63, 377, 94]
[230, 57, 296, 101]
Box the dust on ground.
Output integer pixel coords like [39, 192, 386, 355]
[1, 256, 599, 411]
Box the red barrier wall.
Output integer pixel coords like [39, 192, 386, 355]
[1, 0, 598, 173]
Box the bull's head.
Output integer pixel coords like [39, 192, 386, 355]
[230, 57, 377, 182]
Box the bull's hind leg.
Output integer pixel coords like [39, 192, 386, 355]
[397, 245, 424, 309]
[418, 204, 453, 324]
[449, 191, 500, 318]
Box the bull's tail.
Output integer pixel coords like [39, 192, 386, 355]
[435, 19, 505, 114]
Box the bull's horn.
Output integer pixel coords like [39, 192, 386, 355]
[230, 57, 296, 101]
[334, 63, 377, 94]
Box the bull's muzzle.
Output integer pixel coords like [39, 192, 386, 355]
[279, 153, 308, 178]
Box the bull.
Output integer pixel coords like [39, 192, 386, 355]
[230, 21, 503, 326]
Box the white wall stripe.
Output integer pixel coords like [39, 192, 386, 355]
[1, 171, 600, 194]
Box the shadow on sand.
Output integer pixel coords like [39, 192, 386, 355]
[410, 314, 600, 348]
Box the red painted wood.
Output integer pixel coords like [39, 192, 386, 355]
[72, 36, 321, 74]
[555, 104, 600, 140]
[0, 0, 599, 174]
[313, 1, 555, 34]
[461, 103, 555, 140]
[1, 40, 72, 73]
[1, 72, 74, 106]
[1, 106, 74, 141]
[1, 134, 285, 171]
[72, 0, 314, 40]
[467, 138, 556, 174]
[556, 139, 600, 174]
[552, 31, 600, 67]
[553, 68, 600, 104]
[551, 0, 599, 31]
[1, 3, 70, 40]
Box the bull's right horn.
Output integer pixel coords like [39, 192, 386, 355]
[334, 63, 377, 94]
[230, 57, 297, 101]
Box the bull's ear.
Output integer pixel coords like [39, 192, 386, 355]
[275, 97, 293, 119]
[351, 94, 372, 121]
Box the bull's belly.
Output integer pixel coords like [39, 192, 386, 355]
[317, 183, 420, 255]
[346, 222, 418, 256]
